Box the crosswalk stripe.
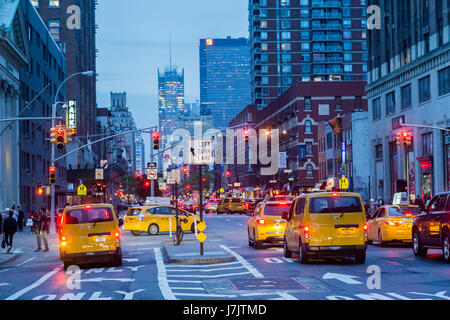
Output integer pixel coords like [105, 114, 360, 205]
[171, 287, 206, 291]
[165, 261, 240, 268]
[166, 266, 246, 273]
[167, 271, 252, 278]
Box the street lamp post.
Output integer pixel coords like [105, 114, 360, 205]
[50, 71, 94, 234]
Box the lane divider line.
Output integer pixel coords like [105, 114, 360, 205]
[165, 261, 240, 268]
[220, 245, 264, 278]
[154, 248, 177, 300]
[166, 266, 246, 273]
[15, 257, 36, 267]
[5, 268, 60, 300]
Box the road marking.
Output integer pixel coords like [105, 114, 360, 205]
[15, 257, 36, 267]
[174, 293, 237, 298]
[165, 261, 240, 268]
[76, 277, 135, 283]
[171, 287, 206, 291]
[167, 266, 246, 273]
[220, 245, 264, 278]
[5, 268, 60, 300]
[167, 280, 202, 283]
[322, 272, 362, 285]
[166, 272, 252, 278]
[123, 258, 138, 262]
[154, 248, 177, 300]
[0, 283, 10, 287]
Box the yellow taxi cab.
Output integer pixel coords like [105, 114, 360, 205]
[283, 192, 368, 264]
[217, 198, 247, 214]
[59, 204, 123, 270]
[247, 198, 292, 249]
[367, 205, 421, 246]
[123, 205, 200, 236]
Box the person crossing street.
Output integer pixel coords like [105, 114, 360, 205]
[3, 209, 17, 253]
[35, 208, 49, 252]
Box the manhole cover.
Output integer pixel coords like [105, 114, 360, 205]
[230, 278, 305, 291]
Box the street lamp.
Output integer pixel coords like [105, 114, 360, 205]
[50, 71, 94, 234]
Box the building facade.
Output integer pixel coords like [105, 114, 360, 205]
[33, 0, 98, 168]
[19, 0, 66, 212]
[366, 0, 450, 203]
[249, 0, 368, 109]
[0, 0, 28, 212]
[199, 37, 251, 129]
[158, 66, 185, 154]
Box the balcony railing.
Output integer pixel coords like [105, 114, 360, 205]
[312, 12, 342, 18]
[313, 46, 343, 52]
[312, 34, 342, 41]
[312, 23, 342, 30]
[312, 0, 341, 8]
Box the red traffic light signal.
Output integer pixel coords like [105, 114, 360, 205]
[153, 131, 160, 140]
[202, 177, 206, 183]
[226, 170, 231, 177]
[136, 173, 141, 180]
[49, 166, 56, 185]
[186, 185, 191, 190]
[243, 128, 249, 136]
[55, 125, 66, 150]
[183, 166, 188, 175]
[153, 131, 160, 150]
[144, 181, 150, 188]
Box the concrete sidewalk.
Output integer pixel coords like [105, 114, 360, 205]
[162, 239, 235, 264]
[0, 230, 59, 266]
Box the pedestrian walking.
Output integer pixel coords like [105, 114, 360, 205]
[17, 205, 25, 232]
[11, 205, 19, 223]
[35, 208, 49, 252]
[0, 210, 3, 235]
[3, 209, 17, 253]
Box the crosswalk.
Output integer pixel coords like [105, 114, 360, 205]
[154, 247, 297, 300]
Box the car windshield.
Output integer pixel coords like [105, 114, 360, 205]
[65, 208, 114, 224]
[264, 203, 292, 216]
[126, 208, 141, 216]
[388, 207, 421, 217]
[309, 196, 363, 214]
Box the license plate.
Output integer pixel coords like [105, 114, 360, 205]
[329, 246, 341, 250]
[95, 236, 106, 243]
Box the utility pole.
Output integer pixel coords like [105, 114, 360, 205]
[199, 164, 203, 256]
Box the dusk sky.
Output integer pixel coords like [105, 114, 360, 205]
[96, 0, 249, 136]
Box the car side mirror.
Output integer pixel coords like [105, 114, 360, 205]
[118, 218, 124, 227]
[282, 212, 288, 221]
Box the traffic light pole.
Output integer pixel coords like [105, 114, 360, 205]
[199, 165, 203, 256]
[151, 137, 155, 198]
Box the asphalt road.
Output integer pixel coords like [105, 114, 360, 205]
[0, 214, 449, 300]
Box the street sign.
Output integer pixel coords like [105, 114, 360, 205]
[147, 168, 157, 180]
[187, 139, 213, 165]
[172, 169, 181, 183]
[197, 232, 207, 243]
[278, 152, 287, 169]
[147, 162, 157, 169]
[95, 168, 104, 180]
[167, 172, 175, 184]
[341, 142, 347, 164]
[219, 188, 225, 193]
[339, 176, 349, 190]
[77, 184, 87, 196]
[197, 221, 206, 232]
[67, 100, 77, 130]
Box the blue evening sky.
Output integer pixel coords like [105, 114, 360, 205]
[96, 0, 249, 135]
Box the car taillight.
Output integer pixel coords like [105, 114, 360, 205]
[85, 204, 92, 209]
[331, 193, 339, 197]
[384, 220, 401, 226]
[304, 226, 310, 239]
[363, 224, 368, 237]
[115, 231, 120, 243]
[257, 219, 265, 225]
[404, 213, 413, 217]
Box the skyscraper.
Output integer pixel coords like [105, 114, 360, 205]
[199, 37, 251, 129]
[158, 66, 185, 152]
[249, 0, 368, 109]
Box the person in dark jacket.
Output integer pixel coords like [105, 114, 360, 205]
[0, 211, 3, 235]
[17, 205, 25, 232]
[35, 208, 49, 252]
[3, 210, 17, 253]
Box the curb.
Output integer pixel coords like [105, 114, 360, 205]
[161, 239, 235, 264]
[0, 254, 20, 267]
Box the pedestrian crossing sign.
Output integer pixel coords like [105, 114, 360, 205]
[77, 184, 87, 196]
[197, 232, 207, 243]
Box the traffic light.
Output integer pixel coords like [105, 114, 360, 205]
[51, 125, 66, 150]
[243, 128, 249, 143]
[37, 186, 44, 196]
[402, 130, 412, 146]
[66, 128, 74, 143]
[183, 166, 188, 175]
[49, 166, 56, 185]
[144, 180, 150, 188]
[136, 173, 141, 181]
[395, 131, 402, 145]
[202, 177, 206, 183]
[153, 131, 160, 150]
[226, 170, 231, 177]
[186, 185, 191, 190]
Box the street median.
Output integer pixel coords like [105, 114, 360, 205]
[162, 239, 235, 264]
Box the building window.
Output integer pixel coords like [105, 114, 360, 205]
[49, 0, 59, 7]
[300, 0, 308, 5]
[31, 0, 39, 7]
[261, 54, 268, 62]
[281, 20, 291, 29]
[48, 20, 61, 41]
[422, 132, 433, 156]
[280, 0, 290, 5]
[260, 9, 267, 17]
[306, 164, 313, 178]
[343, 31, 352, 39]
[343, 20, 352, 28]
[306, 142, 313, 156]
[300, 9, 309, 17]
[301, 64, 310, 73]
[281, 43, 291, 51]
[261, 65, 269, 73]
[301, 53, 310, 61]
[282, 77, 292, 85]
[419, 76, 431, 102]
[438, 67, 450, 96]
[261, 32, 268, 40]
[281, 32, 291, 40]
[343, 42, 352, 50]
[261, 21, 268, 28]
[342, 8, 350, 17]
[301, 21, 309, 29]
[261, 43, 268, 51]
[281, 54, 291, 62]
[300, 31, 309, 40]
[281, 9, 290, 18]
[262, 77, 269, 85]
[344, 64, 352, 72]
[344, 53, 352, 61]
[301, 42, 310, 50]
[375, 144, 383, 159]
[335, 96, 342, 110]
[305, 120, 312, 134]
[401, 84, 412, 109]
[282, 65, 291, 73]
[386, 91, 395, 115]
[372, 98, 381, 120]
[304, 97, 312, 111]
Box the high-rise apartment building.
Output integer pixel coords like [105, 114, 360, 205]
[33, 0, 98, 167]
[199, 37, 251, 129]
[249, 0, 368, 109]
[366, 0, 449, 202]
[158, 66, 185, 152]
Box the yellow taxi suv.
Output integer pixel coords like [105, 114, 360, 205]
[367, 205, 421, 246]
[283, 192, 368, 264]
[248, 199, 292, 249]
[124, 205, 200, 236]
[59, 204, 123, 271]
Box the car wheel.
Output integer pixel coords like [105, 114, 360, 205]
[367, 239, 373, 245]
[355, 249, 366, 264]
[378, 230, 386, 247]
[443, 232, 450, 263]
[283, 238, 292, 258]
[130, 230, 141, 236]
[254, 240, 263, 249]
[413, 229, 428, 257]
[298, 240, 309, 264]
[148, 224, 159, 236]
